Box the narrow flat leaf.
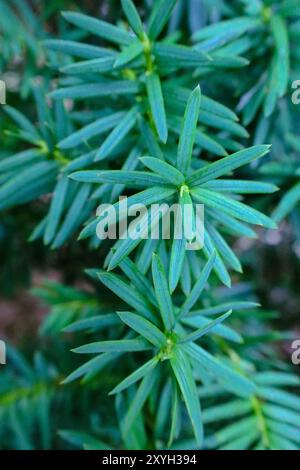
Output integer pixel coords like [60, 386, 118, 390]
[114, 41, 144, 68]
[200, 110, 248, 138]
[203, 400, 252, 424]
[184, 343, 256, 397]
[153, 43, 210, 67]
[269, 434, 299, 451]
[72, 338, 150, 354]
[169, 232, 186, 293]
[192, 17, 260, 42]
[43, 39, 114, 59]
[123, 368, 158, 433]
[163, 84, 237, 121]
[191, 188, 276, 229]
[270, 15, 289, 97]
[147, 0, 177, 40]
[0, 149, 41, 172]
[179, 187, 196, 244]
[202, 179, 278, 194]
[207, 223, 242, 273]
[58, 112, 125, 149]
[62, 353, 120, 384]
[268, 421, 300, 445]
[140, 156, 184, 185]
[177, 86, 201, 175]
[203, 228, 231, 287]
[51, 184, 91, 248]
[138, 118, 164, 159]
[59, 430, 110, 450]
[4, 105, 40, 140]
[0, 161, 57, 204]
[168, 115, 227, 156]
[207, 209, 257, 239]
[179, 310, 232, 343]
[180, 258, 192, 296]
[168, 380, 179, 447]
[190, 301, 259, 317]
[209, 54, 249, 69]
[146, 73, 168, 143]
[219, 426, 259, 450]
[258, 387, 300, 411]
[272, 182, 300, 222]
[50, 81, 139, 100]
[64, 151, 97, 173]
[264, 404, 300, 428]
[98, 272, 155, 322]
[121, 0, 144, 38]
[117, 312, 165, 348]
[62, 11, 134, 46]
[95, 107, 138, 161]
[178, 251, 216, 318]
[70, 170, 165, 187]
[44, 176, 69, 245]
[264, 55, 280, 117]
[63, 314, 118, 333]
[110, 356, 159, 395]
[170, 347, 203, 446]
[152, 254, 175, 330]
[255, 372, 300, 387]
[136, 238, 159, 274]
[181, 315, 242, 343]
[61, 56, 116, 75]
[187, 145, 271, 187]
[119, 257, 157, 306]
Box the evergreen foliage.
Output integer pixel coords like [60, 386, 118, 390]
[0, 0, 299, 451]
